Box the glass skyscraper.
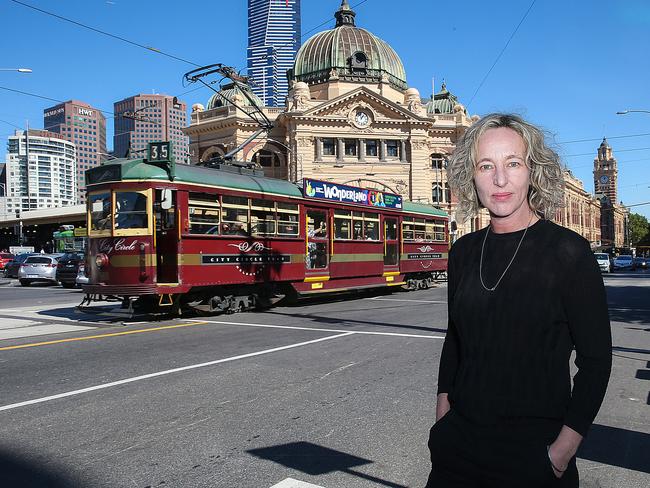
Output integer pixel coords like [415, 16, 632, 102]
[247, 0, 301, 107]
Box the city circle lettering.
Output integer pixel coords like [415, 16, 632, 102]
[99, 238, 139, 254]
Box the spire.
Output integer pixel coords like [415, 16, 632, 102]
[335, 0, 356, 27]
[600, 137, 609, 147]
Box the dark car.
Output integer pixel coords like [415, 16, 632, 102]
[633, 256, 648, 270]
[3, 253, 37, 278]
[0, 253, 14, 270]
[55, 252, 85, 288]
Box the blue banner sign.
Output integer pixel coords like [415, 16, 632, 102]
[303, 178, 403, 209]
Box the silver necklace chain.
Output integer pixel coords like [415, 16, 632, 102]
[479, 217, 534, 292]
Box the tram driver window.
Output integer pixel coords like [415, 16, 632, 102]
[114, 191, 148, 230]
[89, 192, 111, 232]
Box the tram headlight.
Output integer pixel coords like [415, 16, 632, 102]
[95, 253, 109, 269]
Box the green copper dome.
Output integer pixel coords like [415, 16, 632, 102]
[425, 82, 464, 115]
[290, 0, 407, 91]
[206, 82, 263, 110]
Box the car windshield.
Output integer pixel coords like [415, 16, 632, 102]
[24, 256, 53, 264]
[594, 254, 608, 260]
[0, 253, 13, 259]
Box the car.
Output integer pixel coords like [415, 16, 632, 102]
[18, 255, 60, 286]
[3, 253, 37, 278]
[55, 252, 85, 288]
[633, 256, 648, 270]
[594, 253, 611, 273]
[612, 255, 634, 271]
[0, 253, 14, 270]
[75, 262, 89, 286]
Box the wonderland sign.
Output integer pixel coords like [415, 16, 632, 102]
[303, 178, 402, 209]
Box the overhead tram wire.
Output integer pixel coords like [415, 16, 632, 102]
[9, 0, 201, 67]
[565, 147, 650, 158]
[466, 0, 537, 109]
[558, 133, 650, 145]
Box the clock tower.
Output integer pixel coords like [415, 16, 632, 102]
[593, 137, 617, 203]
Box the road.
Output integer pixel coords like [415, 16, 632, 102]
[0, 272, 648, 488]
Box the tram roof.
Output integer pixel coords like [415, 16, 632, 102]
[86, 158, 447, 218]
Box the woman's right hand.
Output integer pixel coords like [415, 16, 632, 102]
[436, 393, 451, 421]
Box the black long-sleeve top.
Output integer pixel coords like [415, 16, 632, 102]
[437, 219, 612, 437]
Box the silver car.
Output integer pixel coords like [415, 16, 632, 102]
[18, 255, 60, 286]
[612, 255, 634, 271]
[75, 262, 89, 286]
[594, 253, 610, 273]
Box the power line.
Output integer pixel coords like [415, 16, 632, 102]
[569, 156, 650, 170]
[467, 0, 537, 108]
[565, 147, 650, 158]
[557, 133, 650, 145]
[9, 0, 202, 67]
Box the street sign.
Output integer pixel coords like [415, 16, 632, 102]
[9, 246, 34, 254]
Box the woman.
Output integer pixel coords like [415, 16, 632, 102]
[426, 114, 611, 487]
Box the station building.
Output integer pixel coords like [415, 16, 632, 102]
[184, 0, 477, 238]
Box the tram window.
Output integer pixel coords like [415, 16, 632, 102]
[307, 212, 327, 238]
[425, 221, 435, 241]
[277, 213, 299, 235]
[277, 202, 299, 236]
[89, 192, 111, 232]
[364, 220, 379, 240]
[114, 191, 148, 230]
[222, 195, 250, 235]
[189, 207, 220, 235]
[402, 217, 415, 241]
[334, 210, 351, 239]
[251, 199, 276, 236]
[385, 219, 398, 240]
[221, 208, 249, 236]
[352, 220, 363, 240]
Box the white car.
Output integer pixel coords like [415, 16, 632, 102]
[594, 253, 610, 273]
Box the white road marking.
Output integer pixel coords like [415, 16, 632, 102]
[189, 319, 445, 340]
[0, 332, 354, 413]
[366, 297, 447, 304]
[270, 478, 326, 488]
[0, 323, 94, 340]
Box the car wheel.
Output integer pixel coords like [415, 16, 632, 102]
[62, 282, 75, 289]
[19, 279, 30, 286]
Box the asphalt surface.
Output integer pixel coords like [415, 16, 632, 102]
[0, 272, 648, 488]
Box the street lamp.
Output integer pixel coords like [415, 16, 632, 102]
[0, 68, 32, 73]
[616, 109, 650, 115]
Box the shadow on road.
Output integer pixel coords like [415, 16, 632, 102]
[248, 441, 408, 488]
[578, 424, 650, 474]
[0, 447, 82, 487]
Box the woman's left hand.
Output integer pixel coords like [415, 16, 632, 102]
[548, 426, 582, 478]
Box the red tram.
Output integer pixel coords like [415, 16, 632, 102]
[82, 142, 448, 315]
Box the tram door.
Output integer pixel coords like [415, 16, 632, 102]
[305, 209, 329, 272]
[154, 189, 178, 284]
[384, 217, 399, 268]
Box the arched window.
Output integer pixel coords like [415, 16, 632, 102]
[349, 51, 368, 74]
[252, 149, 286, 179]
[430, 153, 445, 170]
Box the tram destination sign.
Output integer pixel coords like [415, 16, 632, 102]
[303, 178, 402, 209]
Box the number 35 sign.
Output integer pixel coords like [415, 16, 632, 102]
[148, 141, 172, 162]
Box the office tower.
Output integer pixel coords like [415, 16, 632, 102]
[3, 129, 77, 216]
[113, 94, 189, 164]
[43, 100, 107, 203]
[247, 0, 301, 107]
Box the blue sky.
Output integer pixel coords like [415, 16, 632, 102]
[2, 0, 649, 218]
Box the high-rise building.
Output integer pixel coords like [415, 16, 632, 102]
[247, 0, 301, 107]
[113, 94, 189, 164]
[3, 129, 77, 216]
[43, 100, 107, 203]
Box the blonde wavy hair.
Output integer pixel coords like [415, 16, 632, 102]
[448, 113, 565, 223]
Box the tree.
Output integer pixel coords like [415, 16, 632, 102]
[629, 213, 650, 246]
